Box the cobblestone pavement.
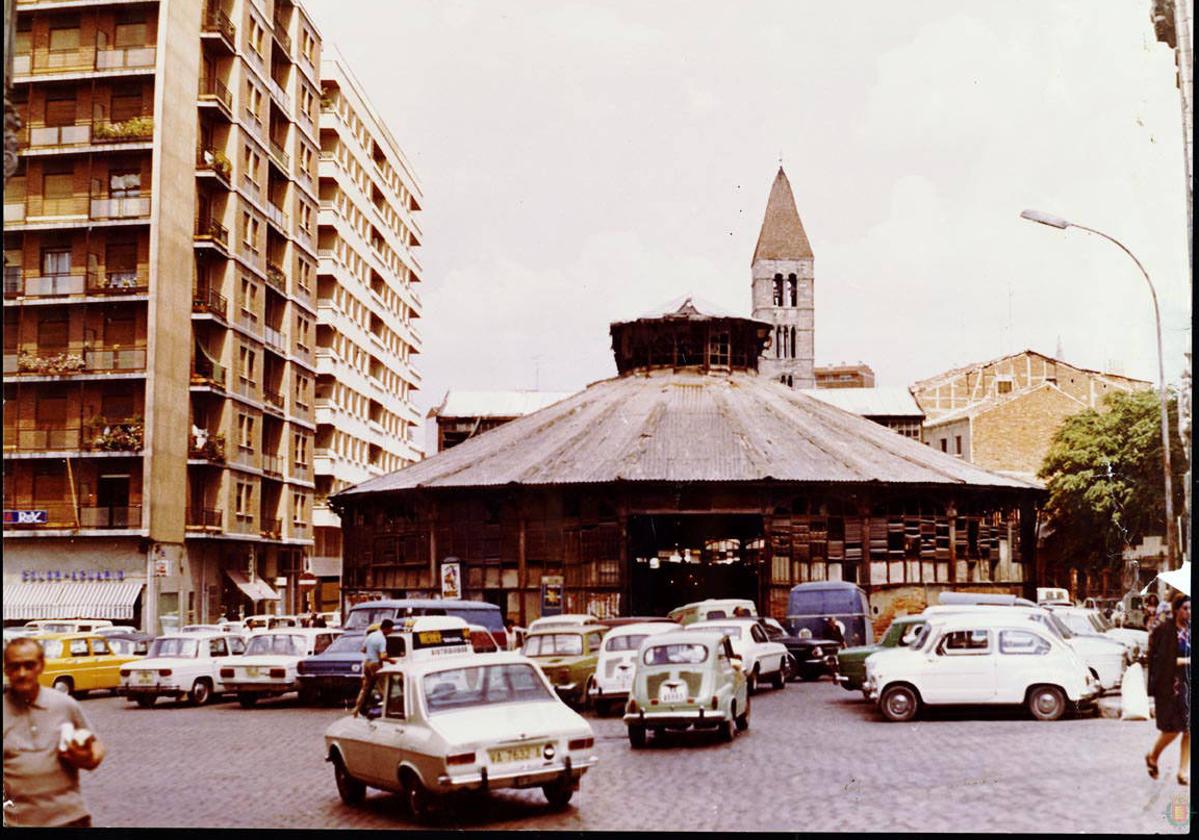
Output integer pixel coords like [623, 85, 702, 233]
[74, 680, 1191, 832]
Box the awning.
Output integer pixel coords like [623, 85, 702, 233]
[225, 569, 280, 602]
[3, 580, 144, 621]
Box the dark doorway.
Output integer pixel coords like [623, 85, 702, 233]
[627, 514, 765, 616]
[97, 474, 130, 528]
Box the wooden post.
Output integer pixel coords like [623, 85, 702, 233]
[65, 456, 80, 528]
[517, 514, 527, 625]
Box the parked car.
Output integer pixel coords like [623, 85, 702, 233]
[219, 628, 342, 707]
[939, 592, 1038, 608]
[317, 611, 342, 628]
[35, 633, 140, 697]
[343, 599, 508, 650]
[589, 621, 677, 715]
[324, 651, 597, 817]
[180, 624, 225, 634]
[102, 631, 154, 657]
[685, 618, 788, 693]
[527, 614, 605, 633]
[758, 617, 839, 682]
[835, 614, 930, 693]
[522, 624, 607, 708]
[1036, 587, 1072, 606]
[785, 582, 873, 647]
[623, 629, 749, 747]
[120, 632, 246, 707]
[24, 619, 114, 634]
[243, 614, 301, 632]
[1086, 609, 1149, 659]
[598, 616, 676, 630]
[667, 599, 758, 626]
[95, 625, 139, 635]
[865, 614, 1100, 722]
[1046, 605, 1148, 661]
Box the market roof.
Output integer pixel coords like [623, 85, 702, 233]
[798, 387, 924, 418]
[339, 369, 1040, 496]
[428, 390, 577, 420]
[752, 167, 813, 262]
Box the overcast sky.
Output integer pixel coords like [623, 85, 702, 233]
[304, 0, 1191, 452]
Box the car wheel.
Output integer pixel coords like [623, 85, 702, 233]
[51, 677, 73, 696]
[237, 693, 259, 709]
[542, 779, 574, 810]
[628, 724, 647, 749]
[735, 695, 750, 731]
[188, 680, 212, 707]
[1027, 685, 1067, 721]
[333, 755, 366, 806]
[880, 685, 919, 723]
[298, 686, 320, 705]
[748, 666, 759, 695]
[720, 705, 737, 742]
[771, 663, 786, 691]
[135, 694, 157, 709]
[401, 769, 434, 820]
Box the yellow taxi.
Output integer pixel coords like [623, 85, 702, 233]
[35, 633, 141, 697]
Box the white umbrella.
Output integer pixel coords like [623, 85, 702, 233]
[1157, 561, 1191, 597]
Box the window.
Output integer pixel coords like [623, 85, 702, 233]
[43, 172, 74, 200]
[242, 213, 260, 252]
[114, 10, 147, 47]
[788, 274, 798, 306]
[237, 413, 255, 449]
[90, 638, 110, 655]
[772, 274, 784, 306]
[937, 629, 991, 655]
[228, 636, 246, 655]
[69, 639, 90, 656]
[105, 240, 137, 279]
[49, 24, 81, 53]
[235, 481, 253, 516]
[109, 89, 143, 123]
[999, 630, 1050, 655]
[954, 436, 962, 456]
[293, 432, 308, 465]
[104, 312, 135, 346]
[208, 637, 229, 657]
[239, 346, 256, 384]
[940, 438, 948, 453]
[37, 313, 68, 349]
[44, 92, 76, 127]
[997, 379, 1013, 395]
[292, 492, 306, 523]
[41, 248, 71, 277]
[249, 20, 264, 56]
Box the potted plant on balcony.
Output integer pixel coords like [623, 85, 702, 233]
[94, 116, 155, 141]
[88, 414, 145, 451]
[17, 350, 85, 375]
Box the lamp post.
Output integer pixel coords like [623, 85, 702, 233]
[1020, 209, 1177, 585]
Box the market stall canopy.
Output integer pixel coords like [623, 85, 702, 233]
[225, 569, 281, 601]
[1156, 561, 1191, 596]
[3, 580, 144, 621]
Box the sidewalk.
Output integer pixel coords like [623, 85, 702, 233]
[1096, 691, 1155, 720]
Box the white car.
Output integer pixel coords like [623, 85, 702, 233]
[219, 628, 342, 707]
[1049, 606, 1148, 660]
[923, 604, 1128, 693]
[324, 651, 597, 818]
[243, 614, 301, 632]
[120, 632, 246, 707]
[685, 618, 788, 693]
[527, 614, 601, 633]
[588, 621, 676, 715]
[865, 615, 1100, 722]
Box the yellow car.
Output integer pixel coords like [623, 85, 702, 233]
[35, 633, 140, 697]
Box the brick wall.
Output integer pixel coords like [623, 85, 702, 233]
[971, 385, 1086, 475]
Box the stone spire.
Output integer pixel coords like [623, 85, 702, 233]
[752, 167, 813, 263]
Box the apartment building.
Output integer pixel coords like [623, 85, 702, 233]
[2, 0, 330, 631]
[311, 58, 424, 611]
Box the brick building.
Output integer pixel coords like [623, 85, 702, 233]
[814, 362, 875, 389]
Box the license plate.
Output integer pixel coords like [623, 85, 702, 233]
[488, 743, 541, 764]
[613, 672, 633, 691]
[246, 667, 260, 677]
[659, 683, 687, 703]
[137, 671, 153, 683]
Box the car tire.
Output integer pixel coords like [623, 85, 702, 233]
[401, 769, 434, 820]
[720, 705, 737, 742]
[237, 693, 259, 709]
[298, 686, 320, 705]
[748, 666, 759, 695]
[735, 696, 750, 732]
[188, 680, 212, 707]
[134, 694, 156, 709]
[1027, 685, 1067, 721]
[51, 677, 73, 696]
[628, 724, 647, 749]
[333, 754, 366, 806]
[542, 779, 574, 809]
[771, 663, 786, 691]
[880, 685, 919, 723]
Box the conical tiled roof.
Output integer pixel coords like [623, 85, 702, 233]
[752, 167, 813, 262]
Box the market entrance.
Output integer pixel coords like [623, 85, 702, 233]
[627, 514, 765, 616]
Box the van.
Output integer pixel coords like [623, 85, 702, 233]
[785, 582, 872, 647]
[667, 599, 758, 626]
[1036, 587, 1072, 606]
[343, 599, 507, 649]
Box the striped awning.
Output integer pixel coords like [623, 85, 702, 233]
[3, 580, 144, 621]
[225, 570, 280, 602]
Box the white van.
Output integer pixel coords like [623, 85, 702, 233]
[667, 599, 758, 626]
[526, 613, 602, 633]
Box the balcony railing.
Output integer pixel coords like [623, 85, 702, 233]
[263, 389, 285, 413]
[266, 76, 291, 111]
[13, 46, 156, 76]
[2, 502, 143, 531]
[21, 271, 85, 296]
[79, 505, 142, 529]
[268, 138, 290, 171]
[202, 6, 237, 47]
[83, 347, 148, 373]
[3, 266, 20, 297]
[92, 270, 148, 294]
[272, 18, 292, 53]
[263, 325, 286, 352]
[262, 453, 284, 476]
[92, 116, 154, 143]
[5, 268, 148, 298]
[292, 462, 312, 481]
[89, 192, 152, 221]
[265, 262, 286, 293]
[95, 47, 157, 71]
[195, 218, 229, 249]
[192, 286, 228, 319]
[265, 200, 289, 231]
[261, 517, 283, 539]
[26, 121, 91, 148]
[192, 356, 227, 388]
[186, 508, 223, 529]
[4, 419, 144, 454]
[197, 147, 232, 184]
[189, 433, 226, 463]
[198, 76, 234, 115]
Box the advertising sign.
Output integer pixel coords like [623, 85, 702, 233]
[440, 560, 461, 599]
[540, 575, 564, 617]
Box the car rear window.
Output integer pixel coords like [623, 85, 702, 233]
[643, 643, 708, 665]
[149, 638, 200, 658]
[605, 633, 649, 652]
[323, 634, 365, 654]
[245, 634, 306, 657]
[422, 663, 552, 713]
[523, 634, 583, 656]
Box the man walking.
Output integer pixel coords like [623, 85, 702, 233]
[353, 619, 396, 717]
[3, 637, 106, 827]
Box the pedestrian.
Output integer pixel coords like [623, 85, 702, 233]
[352, 618, 395, 717]
[3, 637, 106, 827]
[1145, 594, 1190, 785]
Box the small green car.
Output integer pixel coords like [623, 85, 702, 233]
[623, 629, 749, 747]
[522, 625, 607, 708]
[835, 615, 929, 692]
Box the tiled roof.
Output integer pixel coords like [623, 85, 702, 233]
[427, 390, 577, 420]
[799, 387, 924, 418]
[752, 167, 813, 262]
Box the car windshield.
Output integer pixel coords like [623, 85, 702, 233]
[1060, 613, 1100, 636]
[245, 634, 306, 657]
[1044, 613, 1073, 639]
[322, 634, 365, 654]
[148, 638, 200, 658]
[523, 634, 583, 656]
[422, 663, 554, 713]
[39, 640, 64, 659]
[643, 643, 709, 666]
[344, 607, 394, 632]
[605, 633, 651, 652]
[691, 625, 742, 640]
[1089, 612, 1113, 632]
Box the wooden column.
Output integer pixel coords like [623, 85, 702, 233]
[517, 514, 527, 625]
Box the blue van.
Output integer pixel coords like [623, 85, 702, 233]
[342, 598, 507, 648]
[785, 582, 873, 648]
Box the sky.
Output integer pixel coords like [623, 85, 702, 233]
[303, 0, 1192, 454]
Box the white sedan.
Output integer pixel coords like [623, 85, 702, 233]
[588, 621, 676, 714]
[1052, 606, 1148, 660]
[685, 618, 788, 693]
[219, 628, 341, 707]
[324, 651, 597, 819]
[120, 632, 245, 707]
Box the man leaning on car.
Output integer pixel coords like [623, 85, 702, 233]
[352, 619, 396, 717]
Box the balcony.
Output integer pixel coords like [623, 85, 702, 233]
[5, 267, 149, 299]
[266, 76, 291, 112]
[261, 517, 283, 540]
[262, 453, 284, 477]
[263, 325, 286, 353]
[195, 217, 230, 251]
[2, 502, 143, 531]
[196, 147, 232, 185]
[6, 347, 147, 376]
[89, 191, 152, 221]
[186, 508, 223, 530]
[201, 6, 237, 51]
[198, 77, 234, 119]
[83, 347, 147, 373]
[265, 200, 290, 233]
[291, 462, 312, 481]
[263, 389, 285, 414]
[4, 418, 145, 454]
[188, 433, 226, 463]
[192, 286, 228, 320]
[24, 121, 91, 149]
[268, 138, 290, 172]
[265, 262, 287, 293]
[4, 266, 20, 297]
[13, 45, 156, 77]
[272, 17, 293, 53]
[191, 357, 227, 389]
[91, 116, 154, 143]
[95, 47, 157, 72]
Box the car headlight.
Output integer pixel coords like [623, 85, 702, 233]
[351, 663, 361, 673]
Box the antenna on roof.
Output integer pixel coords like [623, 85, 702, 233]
[778, 151, 784, 166]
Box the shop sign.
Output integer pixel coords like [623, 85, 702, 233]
[153, 558, 173, 577]
[541, 575, 564, 617]
[440, 560, 461, 600]
[5, 510, 48, 525]
[22, 569, 126, 583]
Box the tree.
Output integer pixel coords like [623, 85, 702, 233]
[1038, 390, 1187, 588]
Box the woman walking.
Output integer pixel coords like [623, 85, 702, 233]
[1146, 594, 1191, 785]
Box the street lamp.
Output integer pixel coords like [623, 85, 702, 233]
[1020, 209, 1177, 580]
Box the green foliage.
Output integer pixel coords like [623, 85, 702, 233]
[1038, 389, 1185, 566]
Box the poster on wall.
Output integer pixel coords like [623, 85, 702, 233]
[440, 560, 461, 600]
[541, 575, 564, 616]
